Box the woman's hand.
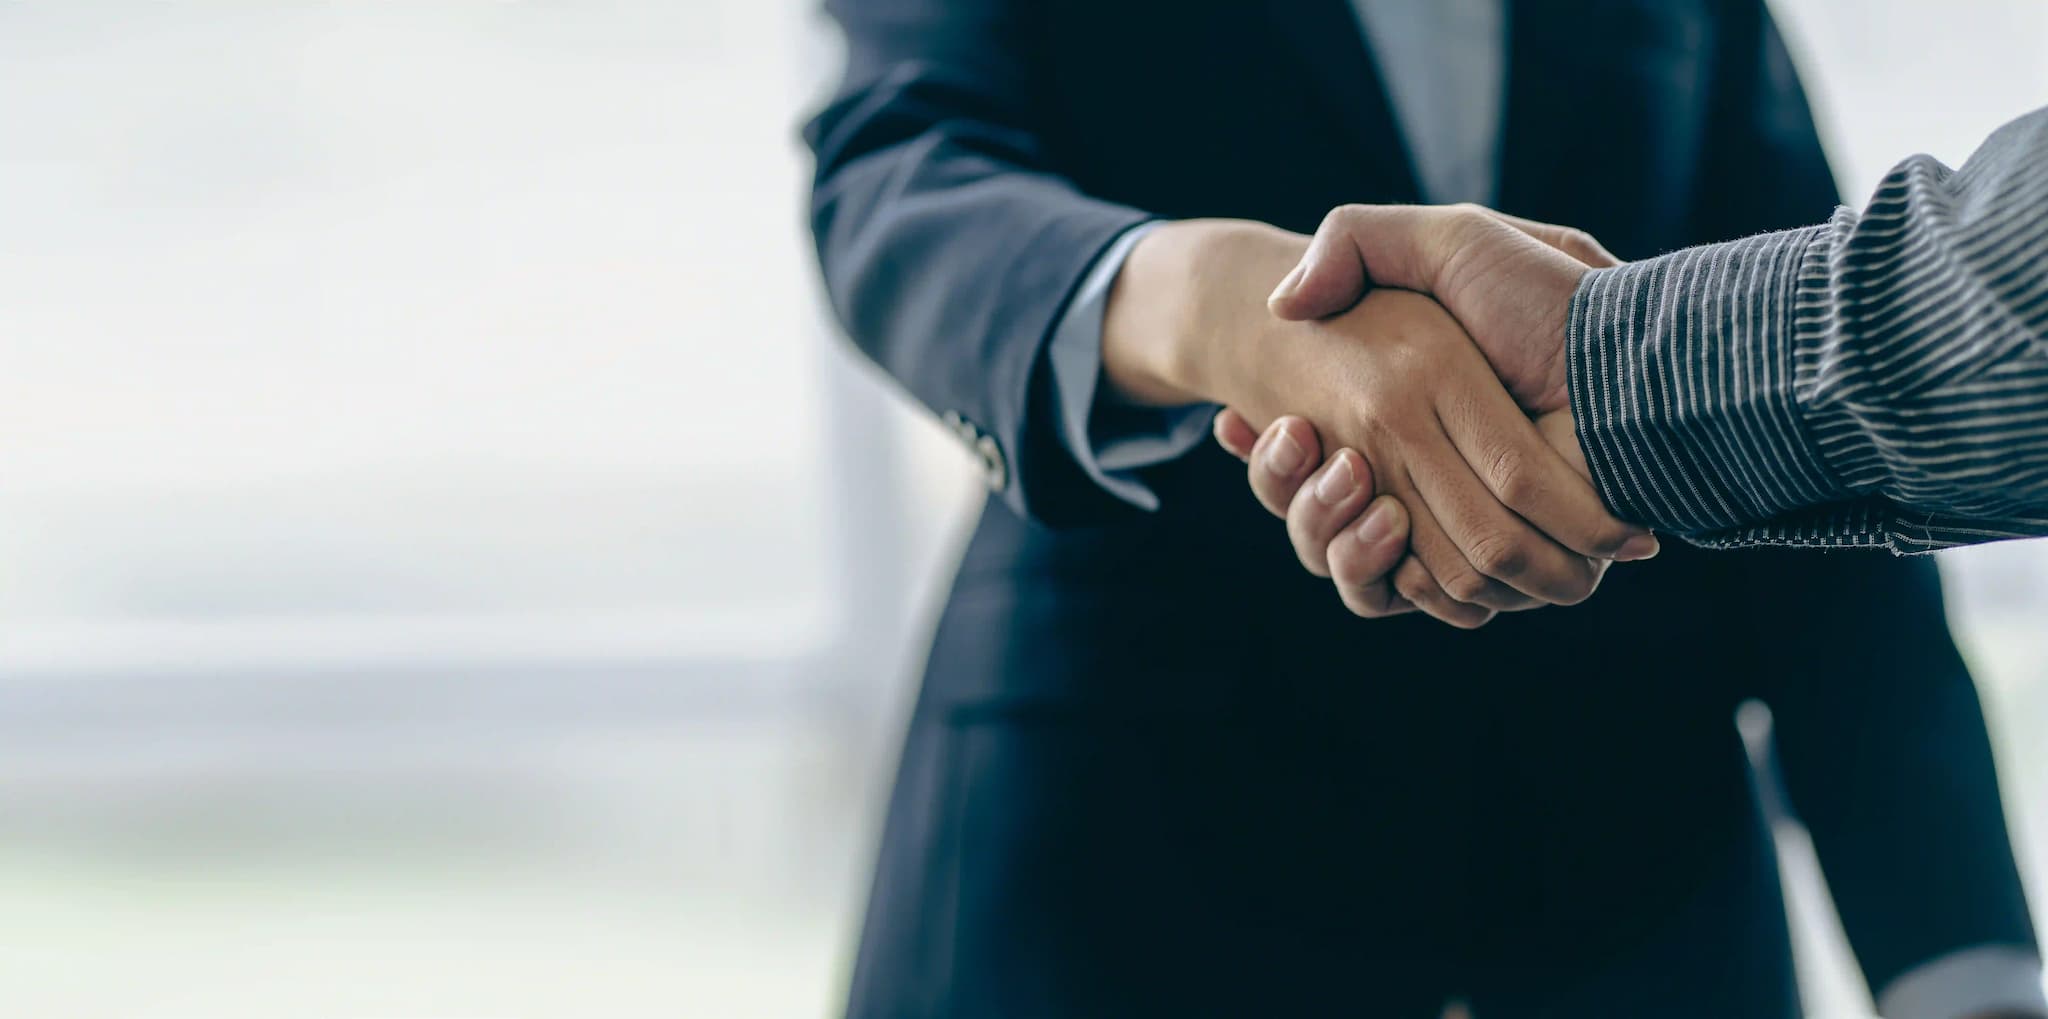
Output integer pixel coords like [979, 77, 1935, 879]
[1216, 288, 1639, 627]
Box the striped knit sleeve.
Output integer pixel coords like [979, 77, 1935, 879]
[1566, 104, 2048, 554]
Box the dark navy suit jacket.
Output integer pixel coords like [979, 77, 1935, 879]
[805, 2, 2036, 1015]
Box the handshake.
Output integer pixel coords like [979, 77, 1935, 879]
[1102, 204, 1663, 629]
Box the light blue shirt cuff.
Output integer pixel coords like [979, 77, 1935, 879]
[1878, 945, 2046, 1019]
[1046, 220, 1219, 511]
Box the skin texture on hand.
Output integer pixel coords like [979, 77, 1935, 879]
[1251, 288, 1626, 625]
[1098, 216, 1647, 629]
[1268, 203, 1616, 413]
[1211, 204, 1658, 625]
[1215, 409, 1621, 624]
[1215, 411, 1419, 618]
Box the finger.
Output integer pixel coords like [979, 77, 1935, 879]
[1285, 449, 1376, 578]
[1337, 577, 1419, 620]
[1390, 554, 1497, 630]
[1246, 416, 1323, 519]
[1441, 387, 1656, 563]
[1213, 407, 1259, 462]
[1404, 420, 1605, 606]
[1327, 495, 1414, 618]
[1394, 470, 1541, 615]
[1535, 412, 1657, 571]
[1485, 210, 1621, 268]
[1535, 409, 1594, 484]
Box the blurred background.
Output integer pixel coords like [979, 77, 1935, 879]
[0, 2, 2042, 1016]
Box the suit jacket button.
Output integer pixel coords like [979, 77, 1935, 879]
[975, 434, 1008, 492]
[941, 410, 978, 446]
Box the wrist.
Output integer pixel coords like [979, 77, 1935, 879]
[1101, 218, 1307, 409]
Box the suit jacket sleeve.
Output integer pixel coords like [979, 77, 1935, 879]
[1749, 546, 2042, 1013]
[803, 0, 1159, 526]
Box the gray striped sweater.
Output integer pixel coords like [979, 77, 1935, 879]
[1567, 104, 2048, 553]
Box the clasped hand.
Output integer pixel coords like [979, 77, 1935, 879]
[1207, 205, 1661, 627]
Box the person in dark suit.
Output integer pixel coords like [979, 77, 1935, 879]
[802, 2, 2038, 1015]
[1217, 194, 2048, 1017]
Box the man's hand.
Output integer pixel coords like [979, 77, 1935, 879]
[1209, 205, 1657, 621]
[1270, 202, 1613, 412]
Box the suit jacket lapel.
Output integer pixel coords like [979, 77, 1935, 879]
[1495, 0, 1708, 257]
[1265, 0, 1422, 202]
[1495, 0, 1578, 221]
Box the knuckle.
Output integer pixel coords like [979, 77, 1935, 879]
[1489, 447, 1540, 507]
[1289, 533, 1331, 578]
[1326, 540, 1361, 585]
[1559, 559, 1608, 605]
[1561, 228, 1600, 257]
[1368, 343, 1432, 392]
[1585, 519, 1632, 558]
[1556, 575, 1598, 606]
[1445, 203, 1493, 238]
[1449, 607, 1497, 631]
[1467, 532, 1530, 580]
[1541, 561, 1598, 605]
[1337, 584, 1390, 619]
[1327, 536, 1382, 588]
[1392, 559, 1434, 603]
[1440, 567, 1492, 604]
[1288, 520, 1332, 578]
[1328, 204, 1369, 230]
[1336, 590, 1368, 618]
[1606, 520, 1642, 557]
[1345, 410, 1402, 458]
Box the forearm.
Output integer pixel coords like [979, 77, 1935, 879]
[1101, 219, 1311, 414]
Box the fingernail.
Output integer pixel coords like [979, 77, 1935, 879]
[1356, 500, 1397, 543]
[1616, 533, 1661, 561]
[1268, 261, 1306, 304]
[1314, 455, 1357, 505]
[1264, 429, 1306, 476]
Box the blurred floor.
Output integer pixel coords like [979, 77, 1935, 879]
[0, 676, 888, 1018]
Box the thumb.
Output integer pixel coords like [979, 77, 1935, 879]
[1269, 205, 1449, 320]
[1267, 208, 1379, 320]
